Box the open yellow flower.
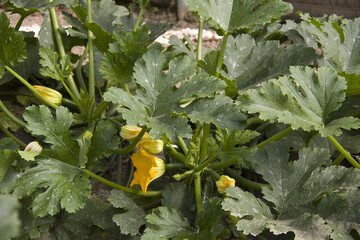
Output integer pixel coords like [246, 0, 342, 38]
[120, 125, 143, 140]
[216, 175, 235, 194]
[33, 85, 62, 106]
[130, 147, 165, 194]
[137, 135, 164, 154]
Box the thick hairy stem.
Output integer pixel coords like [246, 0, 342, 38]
[87, 0, 95, 99]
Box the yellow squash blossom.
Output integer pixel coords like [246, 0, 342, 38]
[137, 134, 164, 154]
[216, 175, 235, 194]
[33, 85, 62, 106]
[120, 125, 144, 140]
[130, 147, 165, 194]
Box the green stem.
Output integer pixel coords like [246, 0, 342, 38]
[195, 15, 204, 74]
[4, 66, 58, 109]
[215, 34, 229, 78]
[76, 42, 89, 91]
[61, 98, 78, 109]
[126, 161, 134, 187]
[0, 124, 27, 148]
[332, 154, 345, 166]
[115, 154, 123, 184]
[0, 99, 26, 128]
[177, 136, 188, 155]
[134, 0, 149, 31]
[167, 147, 187, 165]
[200, 123, 210, 161]
[91, 101, 109, 120]
[165, 163, 186, 169]
[327, 136, 360, 169]
[224, 168, 271, 191]
[87, 0, 95, 99]
[115, 127, 148, 155]
[82, 169, 162, 197]
[14, 15, 25, 31]
[48, 4, 81, 100]
[194, 172, 202, 214]
[255, 126, 293, 149]
[123, 84, 131, 95]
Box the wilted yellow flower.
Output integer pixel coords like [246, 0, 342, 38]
[120, 125, 143, 140]
[216, 175, 235, 194]
[130, 147, 165, 194]
[33, 85, 62, 106]
[137, 135, 164, 154]
[24, 141, 42, 153]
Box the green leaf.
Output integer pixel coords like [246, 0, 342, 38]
[0, 138, 19, 151]
[87, 120, 120, 159]
[167, 35, 196, 59]
[300, 16, 360, 95]
[1, 157, 91, 217]
[316, 189, 360, 239]
[184, 0, 292, 34]
[108, 190, 146, 236]
[23, 105, 80, 166]
[0, 12, 27, 77]
[223, 142, 360, 239]
[99, 26, 150, 85]
[0, 101, 21, 131]
[183, 94, 246, 131]
[198, 198, 225, 236]
[0, 150, 19, 183]
[5, 0, 50, 12]
[39, 47, 74, 81]
[143, 207, 194, 240]
[38, 10, 56, 49]
[41, 198, 122, 240]
[162, 182, 195, 223]
[238, 66, 360, 137]
[104, 48, 224, 140]
[220, 34, 319, 90]
[18, 150, 41, 161]
[88, 0, 128, 34]
[210, 129, 259, 168]
[222, 187, 274, 235]
[17, 198, 57, 239]
[0, 194, 20, 240]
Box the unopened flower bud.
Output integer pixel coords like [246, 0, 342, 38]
[138, 135, 164, 154]
[216, 175, 235, 194]
[120, 125, 143, 140]
[24, 141, 42, 153]
[33, 85, 62, 106]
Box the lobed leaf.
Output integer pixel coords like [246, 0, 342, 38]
[39, 47, 74, 81]
[183, 94, 246, 131]
[184, 0, 292, 35]
[104, 48, 225, 140]
[99, 26, 150, 85]
[238, 66, 360, 137]
[0, 194, 20, 240]
[23, 105, 80, 166]
[108, 190, 146, 236]
[143, 207, 194, 240]
[223, 142, 360, 239]
[0, 12, 27, 78]
[220, 34, 319, 90]
[1, 157, 91, 217]
[300, 15, 360, 95]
